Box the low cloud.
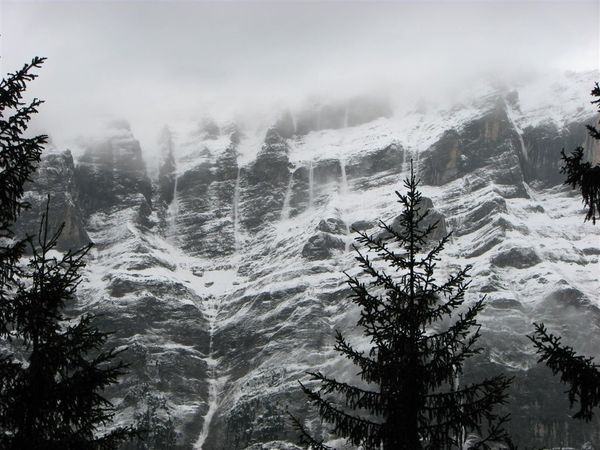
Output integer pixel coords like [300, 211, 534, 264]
[1, 0, 598, 158]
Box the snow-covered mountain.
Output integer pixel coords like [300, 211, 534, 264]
[19, 71, 600, 449]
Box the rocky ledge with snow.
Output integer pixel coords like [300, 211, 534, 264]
[17, 71, 600, 449]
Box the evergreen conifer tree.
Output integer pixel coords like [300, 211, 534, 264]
[0, 57, 47, 286]
[529, 82, 600, 421]
[559, 82, 600, 224]
[529, 323, 600, 421]
[0, 57, 134, 449]
[294, 164, 512, 450]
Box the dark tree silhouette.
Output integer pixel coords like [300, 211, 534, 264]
[0, 58, 48, 441]
[293, 164, 512, 450]
[530, 82, 600, 422]
[0, 201, 135, 449]
[529, 323, 600, 422]
[560, 82, 600, 224]
[0, 57, 134, 449]
[0, 57, 47, 289]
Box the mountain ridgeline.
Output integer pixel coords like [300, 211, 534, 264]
[17, 77, 600, 449]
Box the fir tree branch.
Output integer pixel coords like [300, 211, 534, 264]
[355, 228, 410, 273]
[529, 322, 600, 421]
[423, 329, 483, 389]
[352, 247, 404, 299]
[299, 381, 382, 448]
[307, 371, 384, 414]
[560, 147, 600, 224]
[289, 413, 335, 450]
[423, 273, 472, 324]
[334, 331, 380, 384]
[585, 82, 600, 140]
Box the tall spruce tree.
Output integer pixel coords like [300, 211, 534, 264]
[0, 57, 133, 449]
[559, 82, 600, 224]
[294, 164, 512, 450]
[529, 82, 600, 421]
[0, 57, 47, 286]
[0, 59, 48, 430]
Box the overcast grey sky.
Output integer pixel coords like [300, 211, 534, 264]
[1, 0, 598, 153]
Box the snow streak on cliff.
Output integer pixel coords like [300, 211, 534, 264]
[19, 71, 600, 449]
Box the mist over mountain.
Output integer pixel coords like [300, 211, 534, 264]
[3, 0, 600, 448]
[14, 68, 600, 448]
[2, 0, 598, 159]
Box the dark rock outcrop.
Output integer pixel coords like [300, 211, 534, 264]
[350, 219, 377, 232]
[18, 149, 90, 251]
[175, 142, 238, 257]
[421, 100, 527, 196]
[377, 197, 447, 242]
[490, 247, 541, 269]
[158, 126, 176, 205]
[301, 232, 345, 260]
[317, 218, 347, 235]
[521, 121, 586, 186]
[75, 121, 152, 219]
[242, 129, 291, 232]
[346, 143, 405, 178]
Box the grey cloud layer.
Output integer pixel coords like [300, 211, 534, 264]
[1, 1, 598, 153]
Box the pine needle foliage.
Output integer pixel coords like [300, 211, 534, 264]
[530, 82, 600, 422]
[560, 147, 600, 224]
[294, 164, 512, 450]
[0, 201, 135, 449]
[529, 323, 600, 422]
[560, 81, 600, 224]
[586, 82, 600, 140]
[0, 57, 47, 292]
[0, 57, 134, 449]
[0, 57, 47, 224]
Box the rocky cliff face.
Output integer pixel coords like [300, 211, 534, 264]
[18, 72, 600, 449]
[18, 146, 89, 250]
